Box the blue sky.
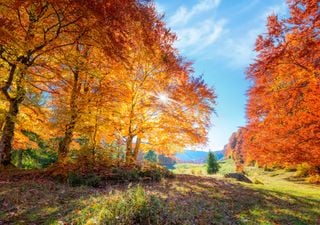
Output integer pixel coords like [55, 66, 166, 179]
[155, 0, 288, 151]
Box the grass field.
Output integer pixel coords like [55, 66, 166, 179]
[0, 160, 319, 224]
[172, 159, 236, 176]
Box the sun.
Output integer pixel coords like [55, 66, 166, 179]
[157, 93, 169, 104]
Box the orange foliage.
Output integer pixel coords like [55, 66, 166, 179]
[224, 128, 246, 172]
[0, 0, 216, 165]
[244, 0, 320, 167]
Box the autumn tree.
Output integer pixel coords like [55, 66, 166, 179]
[224, 128, 246, 172]
[49, 44, 106, 162]
[106, 53, 216, 163]
[0, 0, 217, 168]
[0, 0, 89, 166]
[92, 3, 217, 164]
[244, 0, 320, 168]
[0, 0, 167, 166]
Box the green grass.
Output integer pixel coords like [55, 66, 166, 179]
[172, 163, 207, 175]
[172, 158, 235, 176]
[1, 160, 319, 225]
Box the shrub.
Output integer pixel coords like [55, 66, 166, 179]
[67, 172, 102, 187]
[307, 175, 320, 184]
[12, 148, 57, 169]
[140, 168, 161, 182]
[110, 164, 174, 183]
[295, 163, 312, 178]
[111, 167, 140, 182]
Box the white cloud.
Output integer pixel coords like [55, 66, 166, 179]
[174, 19, 225, 53]
[203, 2, 288, 69]
[219, 31, 257, 68]
[169, 0, 221, 27]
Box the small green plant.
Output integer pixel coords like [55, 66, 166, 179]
[207, 151, 220, 174]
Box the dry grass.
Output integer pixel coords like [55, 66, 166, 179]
[0, 167, 319, 225]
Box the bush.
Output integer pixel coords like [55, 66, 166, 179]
[140, 168, 161, 182]
[67, 172, 102, 187]
[295, 163, 312, 178]
[110, 164, 174, 183]
[51, 161, 174, 186]
[307, 175, 320, 184]
[12, 148, 57, 169]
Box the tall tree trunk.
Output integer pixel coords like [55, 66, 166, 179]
[58, 70, 81, 162]
[126, 135, 133, 164]
[58, 115, 77, 161]
[0, 99, 20, 166]
[133, 137, 141, 161]
[125, 136, 141, 164]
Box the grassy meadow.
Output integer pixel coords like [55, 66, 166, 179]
[0, 159, 319, 224]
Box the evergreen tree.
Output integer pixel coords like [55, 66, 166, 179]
[207, 151, 220, 174]
[144, 150, 158, 163]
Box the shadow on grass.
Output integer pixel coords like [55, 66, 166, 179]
[0, 174, 319, 224]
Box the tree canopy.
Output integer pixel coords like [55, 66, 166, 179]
[0, 0, 216, 166]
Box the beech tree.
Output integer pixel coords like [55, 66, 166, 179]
[224, 128, 246, 172]
[244, 0, 320, 167]
[0, 0, 217, 167]
[0, 0, 87, 166]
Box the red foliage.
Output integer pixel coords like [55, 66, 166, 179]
[244, 0, 320, 167]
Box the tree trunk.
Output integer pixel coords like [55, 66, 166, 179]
[133, 137, 141, 161]
[0, 100, 20, 166]
[126, 136, 141, 164]
[58, 70, 81, 162]
[58, 117, 76, 161]
[126, 136, 134, 164]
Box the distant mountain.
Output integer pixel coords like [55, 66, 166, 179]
[175, 150, 224, 163]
